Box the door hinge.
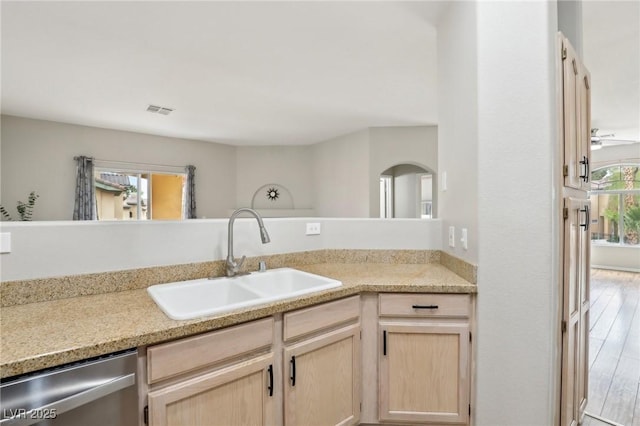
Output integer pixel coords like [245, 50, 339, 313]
[562, 47, 567, 60]
[563, 164, 568, 177]
[469, 332, 472, 343]
[360, 330, 362, 340]
[469, 404, 471, 416]
[561, 321, 567, 333]
[144, 405, 149, 425]
[360, 402, 362, 413]
[563, 207, 568, 220]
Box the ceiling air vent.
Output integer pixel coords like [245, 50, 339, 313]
[146, 104, 174, 115]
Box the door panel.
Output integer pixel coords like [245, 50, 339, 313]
[561, 197, 590, 426]
[148, 353, 275, 426]
[284, 325, 361, 426]
[379, 322, 469, 424]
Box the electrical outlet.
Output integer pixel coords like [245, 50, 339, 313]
[306, 223, 321, 235]
[461, 228, 468, 250]
[448, 226, 455, 247]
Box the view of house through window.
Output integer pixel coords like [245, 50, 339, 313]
[590, 164, 640, 246]
[94, 169, 186, 220]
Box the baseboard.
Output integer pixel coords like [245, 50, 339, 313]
[592, 265, 640, 273]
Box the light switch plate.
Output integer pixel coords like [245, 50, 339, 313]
[0, 232, 11, 254]
[461, 228, 468, 250]
[448, 226, 455, 247]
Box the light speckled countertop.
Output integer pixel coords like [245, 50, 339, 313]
[0, 263, 475, 378]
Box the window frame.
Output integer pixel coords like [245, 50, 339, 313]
[590, 162, 640, 247]
[94, 161, 187, 221]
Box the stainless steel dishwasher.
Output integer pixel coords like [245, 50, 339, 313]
[0, 349, 138, 426]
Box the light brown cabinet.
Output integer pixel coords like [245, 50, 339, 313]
[562, 34, 591, 191]
[143, 292, 472, 426]
[146, 318, 276, 426]
[283, 296, 361, 426]
[148, 353, 275, 425]
[558, 31, 591, 426]
[145, 296, 361, 426]
[378, 294, 471, 424]
[561, 197, 591, 426]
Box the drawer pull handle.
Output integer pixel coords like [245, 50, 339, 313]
[290, 356, 296, 387]
[383, 330, 387, 356]
[267, 364, 274, 396]
[412, 304, 439, 310]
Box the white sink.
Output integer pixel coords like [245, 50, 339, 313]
[235, 268, 341, 298]
[147, 268, 342, 320]
[147, 278, 263, 320]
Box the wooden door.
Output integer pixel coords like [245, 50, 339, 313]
[379, 322, 470, 424]
[578, 61, 591, 192]
[562, 37, 591, 191]
[284, 324, 361, 426]
[561, 197, 590, 426]
[148, 353, 276, 426]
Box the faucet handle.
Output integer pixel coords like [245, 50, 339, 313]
[236, 255, 246, 271]
[258, 261, 267, 272]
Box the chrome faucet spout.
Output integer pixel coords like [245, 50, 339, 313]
[226, 208, 271, 277]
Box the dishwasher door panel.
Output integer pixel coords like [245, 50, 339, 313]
[1, 350, 138, 426]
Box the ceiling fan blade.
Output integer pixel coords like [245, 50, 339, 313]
[597, 138, 639, 145]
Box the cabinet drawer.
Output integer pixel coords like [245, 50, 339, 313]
[147, 317, 273, 384]
[379, 293, 470, 318]
[283, 296, 360, 342]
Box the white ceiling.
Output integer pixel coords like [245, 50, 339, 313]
[1, 1, 638, 146]
[583, 0, 640, 143]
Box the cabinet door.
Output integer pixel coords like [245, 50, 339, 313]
[562, 36, 591, 191]
[284, 324, 361, 426]
[379, 322, 470, 424]
[561, 197, 590, 426]
[148, 353, 276, 426]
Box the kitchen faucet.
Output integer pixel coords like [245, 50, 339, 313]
[226, 208, 271, 277]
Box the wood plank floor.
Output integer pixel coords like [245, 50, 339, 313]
[583, 269, 640, 426]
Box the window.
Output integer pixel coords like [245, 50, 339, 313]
[94, 165, 187, 221]
[590, 163, 640, 246]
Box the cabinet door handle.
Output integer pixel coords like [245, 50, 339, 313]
[383, 330, 387, 356]
[267, 364, 274, 396]
[579, 156, 589, 182]
[290, 356, 296, 387]
[580, 205, 590, 231]
[585, 157, 590, 182]
[412, 304, 439, 310]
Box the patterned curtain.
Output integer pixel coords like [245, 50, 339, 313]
[73, 156, 96, 220]
[184, 165, 197, 219]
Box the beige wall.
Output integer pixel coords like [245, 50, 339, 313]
[391, 164, 424, 218]
[437, 3, 478, 263]
[592, 245, 640, 272]
[369, 126, 438, 217]
[1, 115, 236, 220]
[235, 145, 314, 211]
[237, 126, 437, 218]
[95, 189, 121, 220]
[151, 174, 184, 220]
[1, 115, 438, 220]
[312, 129, 370, 217]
